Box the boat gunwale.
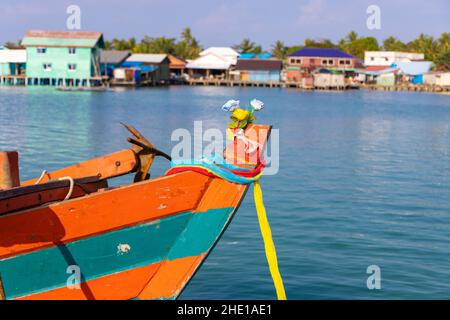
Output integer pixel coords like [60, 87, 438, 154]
[0, 124, 272, 218]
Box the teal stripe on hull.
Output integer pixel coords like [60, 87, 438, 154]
[0, 207, 234, 299]
[167, 207, 234, 260]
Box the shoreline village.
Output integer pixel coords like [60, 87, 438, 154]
[0, 30, 449, 93]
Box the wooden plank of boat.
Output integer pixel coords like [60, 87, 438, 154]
[0, 124, 271, 300]
[0, 171, 211, 259]
[22, 149, 137, 186]
[0, 176, 108, 215]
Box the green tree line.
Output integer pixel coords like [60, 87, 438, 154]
[103, 29, 450, 70]
[104, 27, 201, 60]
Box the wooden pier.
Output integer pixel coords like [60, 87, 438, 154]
[187, 79, 311, 89]
[363, 84, 450, 93]
[186, 79, 360, 90]
[109, 79, 166, 87]
[0, 75, 109, 88]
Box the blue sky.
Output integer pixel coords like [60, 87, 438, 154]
[1, 0, 449, 49]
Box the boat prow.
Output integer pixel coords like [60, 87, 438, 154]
[0, 124, 271, 300]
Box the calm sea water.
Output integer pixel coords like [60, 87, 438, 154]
[1, 86, 450, 299]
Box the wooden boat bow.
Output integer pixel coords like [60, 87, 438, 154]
[0, 123, 272, 300]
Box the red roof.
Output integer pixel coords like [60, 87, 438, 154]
[235, 59, 282, 71]
[24, 30, 102, 40]
[365, 66, 389, 72]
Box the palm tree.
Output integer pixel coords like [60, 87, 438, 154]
[104, 40, 112, 50]
[112, 37, 136, 51]
[339, 31, 359, 53]
[271, 41, 287, 59]
[382, 36, 407, 51]
[436, 51, 450, 70]
[234, 38, 262, 53]
[304, 38, 336, 48]
[181, 27, 194, 43]
[438, 32, 450, 53]
[407, 33, 439, 61]
[345, 31, 358, 43]
[149, 37, 176, 54]
[175, 27, 201, 59]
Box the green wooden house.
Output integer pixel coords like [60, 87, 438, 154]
[21, 30, 104, 86]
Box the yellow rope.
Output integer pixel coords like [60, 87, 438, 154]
[170, 158, 286, 299]
[253, 181, 287, 300]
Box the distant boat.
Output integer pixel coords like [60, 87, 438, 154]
[0, 123, 271, 300]
[56, 86, 112, 92]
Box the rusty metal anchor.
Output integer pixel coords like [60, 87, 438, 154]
[121, 123, 171, 182]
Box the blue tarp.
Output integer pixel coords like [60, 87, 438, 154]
[121, 61, 143, 68]
[239, 53, 273, 59]
[411, 74, 423, 84]
[100, 64, 115, 77]
[120, 61, 158, 73]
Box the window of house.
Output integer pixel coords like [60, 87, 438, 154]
[68, 64, 77, 71]
[68, 48, 76, 55]
[339, 60, 345, 65]
[37, 47, 47, 54]
[371, 57, 375, 61]
[43, 63, 52, 71]
[297, 59, 302, 64]
[322, 59, 328, 65]
[345, 60, 351, 65]
[328, 59, 333, 65]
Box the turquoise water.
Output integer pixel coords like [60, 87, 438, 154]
[1, 86, 450, 299]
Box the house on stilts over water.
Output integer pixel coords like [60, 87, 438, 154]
[21, 30, 106, 87]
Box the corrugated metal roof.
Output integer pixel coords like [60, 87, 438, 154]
[200, 47, 238, 65]
[0, 49, 26, 63]
[168, 55, 187, 69]
[235, 59, 282, 71]
[100, 50, 131, 64]
[186, 53, 231, 70]
[288, 48, 355, 58]
[126, 54, 168, 64]
[200, 47, 238, 57]
[22, 30, 103, 48]
[394, 61, 433, 75]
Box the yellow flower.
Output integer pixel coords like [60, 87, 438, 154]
[232, 108, 249, 121]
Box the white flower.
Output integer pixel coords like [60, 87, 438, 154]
[222, 99, 240, 112]
[250, 99, 264, 111]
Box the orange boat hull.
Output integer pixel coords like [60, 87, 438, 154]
[0, 124, 270, 300]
